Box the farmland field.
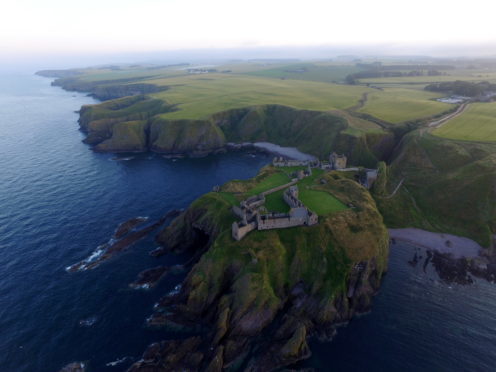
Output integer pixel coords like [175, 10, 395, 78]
[433, 102, 496, 142]
[360, 70, 496, 85]
[245, 62, 364, 84]
[358, 88, 451, 123]
[148, 74, 370, 120]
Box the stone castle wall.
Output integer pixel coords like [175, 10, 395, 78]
[257, 213, 306, 230]
[232, 221, 257, 241]
[231, 179, 320, 240]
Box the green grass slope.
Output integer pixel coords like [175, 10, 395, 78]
[433, 102, 496, 142]
[245, 63, 364, 84]
[358, 88, 451, 124]
[159, 168, 389, 330]
[148, 73, 371, 120]
[373, 131, 496, 247]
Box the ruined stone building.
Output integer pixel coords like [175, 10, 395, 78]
[329, 152, 347, 170]
[232, 185, 318, 241]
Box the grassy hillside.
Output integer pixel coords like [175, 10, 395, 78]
[360, 70, 496, 85]
[245, 62, 364, 84]
[433, 102, 496, 142]
[148, 73, 371, 120]
[160, 165, 388, 313]
[148, 167, 389, 369]
[358, 88, 451, 123]
[373, 131, 496, 247]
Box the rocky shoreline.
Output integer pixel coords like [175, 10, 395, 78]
[124, 171, 389, 371]
[66, 210, 180, 272]
[390, 228, 496, 285]
[389, 228, 482, 258]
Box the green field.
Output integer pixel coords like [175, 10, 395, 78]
[264, 186, 347, 216]
[299, 189, 347, 216]
[298, 169, 347, 215]
[360, 70, 496, 85]
[245, 167, 346, 216]
[77, 65, 188, 82]
[433, 102, 496, 142]
[358, 88, 451, 123]
[54, 62, 471, 126]
[147, 74, 370, 120]
[245, 62, 363, 84]
[330, 110, 385, 135]
[264, 189, 290, 213]
[246, 172, 290, 196]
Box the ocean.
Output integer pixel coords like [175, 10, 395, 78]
[0, 73, 495, 372]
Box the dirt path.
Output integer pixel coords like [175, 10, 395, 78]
[384, 178, 404, 199]
[428, 103, 469, 129]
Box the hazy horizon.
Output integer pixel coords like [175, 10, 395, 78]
[3, 43, 496, 74]
[2, 0, 496, 72]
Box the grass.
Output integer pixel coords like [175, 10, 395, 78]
[76, 65, 187, 82]
[238, 167, 347, 216]
[63, 63, 465, 128]
[375, 132, 496, 247]
[299, 189, 347, 216]
[329, 110, 385, 135]
[246, 172, 290, 196]
[264, 189, 290, 213]
[147, 73, 370, 120]
[297, 169, 347, 215]
[360, 70, 496, 85]
[245, 62, 364, 84]
[433, 102, 496, 142]
[358, 87, 451, 123]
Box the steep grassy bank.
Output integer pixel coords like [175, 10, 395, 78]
[372, 131, 496, 247]
[78, 95, 174, 152]
[131, 169, 389, 371]
[78, 99, 394, 162]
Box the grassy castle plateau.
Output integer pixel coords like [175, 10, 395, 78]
[40, 58, 496, 370]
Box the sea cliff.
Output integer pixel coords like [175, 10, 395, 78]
[78, 97, 393, 164]
[129, 169, 389, 371]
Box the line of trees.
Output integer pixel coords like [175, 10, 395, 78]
[424, 81, 496, 97]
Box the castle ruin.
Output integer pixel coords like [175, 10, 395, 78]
[232, 184, 318, 241]
[329, 152, 347, 170]
[272, 152, 347, 171]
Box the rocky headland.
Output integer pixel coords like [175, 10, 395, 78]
[76, 96, 393, 165]
[126, 168, 389, 371]
[44, 67, 496, 371]
[39, 69, 394, 165]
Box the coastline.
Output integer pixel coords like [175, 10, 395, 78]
[388, 228, 482, 258]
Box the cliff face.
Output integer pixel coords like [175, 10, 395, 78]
[373, 131, 496, 247]
[131, 172, 389, 371]
[47, 73, 167, 101]
[78, 98, 393, 161]
[149, 118, 226, 155]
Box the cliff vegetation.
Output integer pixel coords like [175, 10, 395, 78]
[133, 168, 389, 370]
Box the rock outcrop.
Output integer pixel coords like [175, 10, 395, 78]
[129, 171, 389, 371]
[77, 97, 394, 162]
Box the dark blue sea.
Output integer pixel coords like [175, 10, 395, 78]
[0, 73, 495, 372]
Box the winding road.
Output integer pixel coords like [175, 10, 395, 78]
[428, 103, 469, 129]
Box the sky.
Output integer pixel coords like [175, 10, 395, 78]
[1, 0, 495, 66]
